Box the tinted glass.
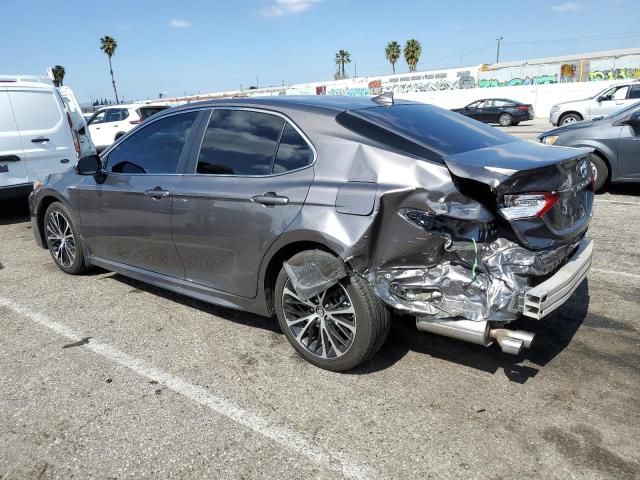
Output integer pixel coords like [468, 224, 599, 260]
[105, 108, 129, 122]
[197, 110, 285, 175]
[628, 85, 640, 99]
[337, 104, 515, 160]
[139, 107, 167, 120]
[105, 112, 197, 174]
[273, 123, 313, 173]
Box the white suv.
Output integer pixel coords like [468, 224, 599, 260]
[1, 77, 83, 198]
[87, 103, 169, 150]
[550, 80, 640, 126]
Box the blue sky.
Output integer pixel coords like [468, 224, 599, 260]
[1, 0, 639, 103]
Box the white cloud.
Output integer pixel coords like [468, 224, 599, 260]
[169, 19, 192, 28]
[260, 0, 321, 17]
[551, 2, 582, 12]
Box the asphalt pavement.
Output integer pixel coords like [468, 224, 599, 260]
[1, 120, 639, 479]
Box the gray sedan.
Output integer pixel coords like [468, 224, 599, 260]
[29, 95, 594, 371]
[539, 101, 640, 191]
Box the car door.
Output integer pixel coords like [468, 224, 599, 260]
[0, 88, 29, 189]
[617, 105, 640, 179]
[7, 86, 76, 183]
[471, 100, 491, 121]
[590, 85, 631, 119]
[78, 110, 201, 277]
[172, 108, 315, 298]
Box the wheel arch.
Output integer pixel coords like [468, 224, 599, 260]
[260, 233, 348, 316]
[558, 111, 584, 124]
[571, 141, 617, 180]
[35, 192, 69, 248]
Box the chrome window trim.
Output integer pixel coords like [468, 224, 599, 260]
[184, 106, 317, 178]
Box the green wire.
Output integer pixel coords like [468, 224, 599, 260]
[471, 238, 478, 281]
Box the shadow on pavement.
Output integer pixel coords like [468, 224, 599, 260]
[354, 280, 591, 384]
[110, 270, 591, 383]
[0, 195, 30, 225]
[601, 184, 640, 197]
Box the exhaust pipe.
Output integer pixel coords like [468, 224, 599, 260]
[416, 317, 535, 355]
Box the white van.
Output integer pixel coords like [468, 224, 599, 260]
[1, 77, 82, 198]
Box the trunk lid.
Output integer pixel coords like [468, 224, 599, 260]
[444, 141, 594, 250]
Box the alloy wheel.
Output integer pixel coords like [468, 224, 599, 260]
[499, 114, 512, 126]
[281, 280, 357, 359]
[46, 211, 76, 268]
[562, 117, 578, 125]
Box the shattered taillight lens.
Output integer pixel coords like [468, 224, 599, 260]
[500, 193, 559, 220]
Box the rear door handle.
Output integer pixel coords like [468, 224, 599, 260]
[251, 192, 289, 206]
[0, 155, 20, 162]
[144, 187, 171, 199]
[31, 137, 49, 143]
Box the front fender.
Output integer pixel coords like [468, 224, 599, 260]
[567, 140, 617, 178]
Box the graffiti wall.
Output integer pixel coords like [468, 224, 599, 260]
[478, 54, 640, 88]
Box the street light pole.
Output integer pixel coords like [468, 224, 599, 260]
[496, 36, 503, 63]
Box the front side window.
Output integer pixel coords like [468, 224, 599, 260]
[89, 111, 106, 125]
[105, 112, 197, 174]
[197, 109, 285, 175]
[612, 86, 630, 100]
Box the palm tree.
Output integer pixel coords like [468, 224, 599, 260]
[334, 50, 351, 80]
[404, 39, 422, 72]
[51, 65, 65, 87]
[100, 35, 120, 103]
[385, 41, 401, 74]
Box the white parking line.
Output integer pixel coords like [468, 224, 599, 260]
[0, 297, 375, 480]
[591, 268, 640, 280]
[596, 200, 640, 207]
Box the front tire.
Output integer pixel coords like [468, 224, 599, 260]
[559, 113, 582, 125]
[589, 153, 608, 192]
[274, 251, 390, 371]
[498, 113, 513, 126]
[44, 202, 88, 275]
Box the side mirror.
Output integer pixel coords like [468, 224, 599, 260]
[76, 155, 102, 175]
[626, 111, 640, 126]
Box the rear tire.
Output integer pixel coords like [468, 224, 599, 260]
[589, 153, 608, 192]
[44, 202, 88, 275]
[559, 113, 582, 125]
[274, 251, 390, 371]
[498, 113, 513, 126]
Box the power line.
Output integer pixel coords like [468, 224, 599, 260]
[503, 31, 640, 46]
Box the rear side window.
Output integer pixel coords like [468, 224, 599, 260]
[8, 90, 62, 131]
[197, 110, 285, 175]
[628, 85, 640, 99]
[105, 112, 197, 174]
[273, 123, 313, 173]
[139, 107, 167, 120]
[337, 103, 515, 161]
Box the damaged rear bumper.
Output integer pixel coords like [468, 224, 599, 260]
[522, 238, 592, 319]
[370, 237, 592, 323]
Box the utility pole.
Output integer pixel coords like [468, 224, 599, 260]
[496, 36, 503, 64]
[459, 50, 463, 66]
[354, 60, 357, 78]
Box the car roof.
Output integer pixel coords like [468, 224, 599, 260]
[0, 79, 56, 91]
[169, 95, 416, 116]
[474, 98, 523, 104]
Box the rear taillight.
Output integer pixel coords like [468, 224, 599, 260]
[500, 193, 559, 220]
[517, 105, 529, 111]
[66, 112, 81, 157]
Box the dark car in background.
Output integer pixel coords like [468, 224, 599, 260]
[539, 101, 640, 191]
[452, 98, 534, 126]
[29, 95, 593, 371]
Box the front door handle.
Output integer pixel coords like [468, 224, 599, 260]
[144, 187, 171, 199]
[31, 137, 49, 143]
[0, 155, 20, 162]
[251, 192, 289, 206]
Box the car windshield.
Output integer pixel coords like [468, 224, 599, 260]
[338, 103, 515, 159]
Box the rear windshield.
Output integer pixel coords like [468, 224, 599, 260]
[336, 103, 515, 162]
[139, 106, 168, 120]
